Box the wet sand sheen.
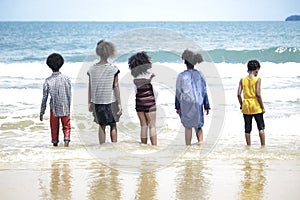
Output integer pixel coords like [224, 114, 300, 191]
[1, 109, 300, 199]
[1, 145, 300, 200]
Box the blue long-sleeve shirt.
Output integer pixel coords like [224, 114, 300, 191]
[175, 69, 210, 128]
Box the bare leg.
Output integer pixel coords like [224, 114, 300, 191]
[185, 128, 192, 145]
[140, 128, 148, 144]
[259, 130, 265, 146]
[137, 112, 148, 144]
[64, 141, 69, 147]
[98, 125, 106, 144]
[245, 133, 251, 145]
[149, 136, 157, 146]
[110, 123, 117, 143]
[146, 111, 157, 145]
[195, 128, 203, 144]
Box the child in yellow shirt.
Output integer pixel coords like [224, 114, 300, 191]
[237, 60, 265, 146]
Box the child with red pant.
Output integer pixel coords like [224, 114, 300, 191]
[40, 53, 72, 147]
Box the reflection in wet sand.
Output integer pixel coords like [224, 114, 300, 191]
[176, 160, 210, 200]
[88, 162, 121, 200]
[51, 162, 71, 200]
[240, 159, 266, 200]
[39, 161, 72, 200]
[135, 163, 158, 200]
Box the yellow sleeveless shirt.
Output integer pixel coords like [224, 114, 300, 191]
[241, 77, 262, 114]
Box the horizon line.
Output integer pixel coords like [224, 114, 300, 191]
[0, 19, 288, 23]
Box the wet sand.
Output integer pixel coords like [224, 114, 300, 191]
[1, 144, 300, 200]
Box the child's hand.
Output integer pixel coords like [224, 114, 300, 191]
[150, 73, 155, 79]
[88, 103, 93, 112]
[205, 109, 210, 115]
[40, 115, 43, 121]
[117, 104, 122, 116]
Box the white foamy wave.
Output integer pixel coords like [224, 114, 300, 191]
[0, 62, 83, 79]
[1, 61, 299, 118]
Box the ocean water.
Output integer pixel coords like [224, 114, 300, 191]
[1, 21, 300, 199]
[1, 21, 300, 63]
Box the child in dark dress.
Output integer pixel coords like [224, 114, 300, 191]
[128, 52, 157, 145]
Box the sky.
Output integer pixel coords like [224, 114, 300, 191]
[0, 0, 299, 21]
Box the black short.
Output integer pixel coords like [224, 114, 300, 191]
[243, 113, 265, 133]
[94, 102, 120, 126]
[135, 105, 157, 113]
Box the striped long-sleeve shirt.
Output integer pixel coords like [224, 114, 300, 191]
[40, 72, 71, 117]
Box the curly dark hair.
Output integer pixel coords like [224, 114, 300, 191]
[182, 49, 203, 68]
[128, 51, 152, 77]
[46, 53, 64, 72]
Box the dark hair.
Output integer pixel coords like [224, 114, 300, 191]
[247, 60, 261, 71]
[128, 51, 151, 77]
[46, 53, 64, 72]
[182, 49, 203, 68]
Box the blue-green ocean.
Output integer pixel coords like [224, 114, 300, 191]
[0, 21, 300, 63]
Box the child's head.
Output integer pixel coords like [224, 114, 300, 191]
[182, 49, 203, 69]
[128, 51, 152, 77]
[96, 40, 116, 60]
[247, 60, 261, 76]
[46, 53, 64, 72]
[247, 60, 261, 71]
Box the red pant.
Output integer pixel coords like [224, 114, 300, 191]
[50, 109, 71, 144]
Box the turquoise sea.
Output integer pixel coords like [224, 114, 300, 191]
[0, 21, 300, 199]
[1, 21, 300, 63]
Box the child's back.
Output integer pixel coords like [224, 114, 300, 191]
[40, 53, 71, 147]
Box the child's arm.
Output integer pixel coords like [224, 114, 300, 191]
[175, 96, 180, 114]
[175, 75, 181, 114]
[237, 79, 243, 109]
[88, 76, 93, 112]
[203, 93, 210, 115]
[113, 74, 122, 116]
[40, 82, 49, 121]
[256, 78, 265, 113]
[202, 77, 210, 115]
